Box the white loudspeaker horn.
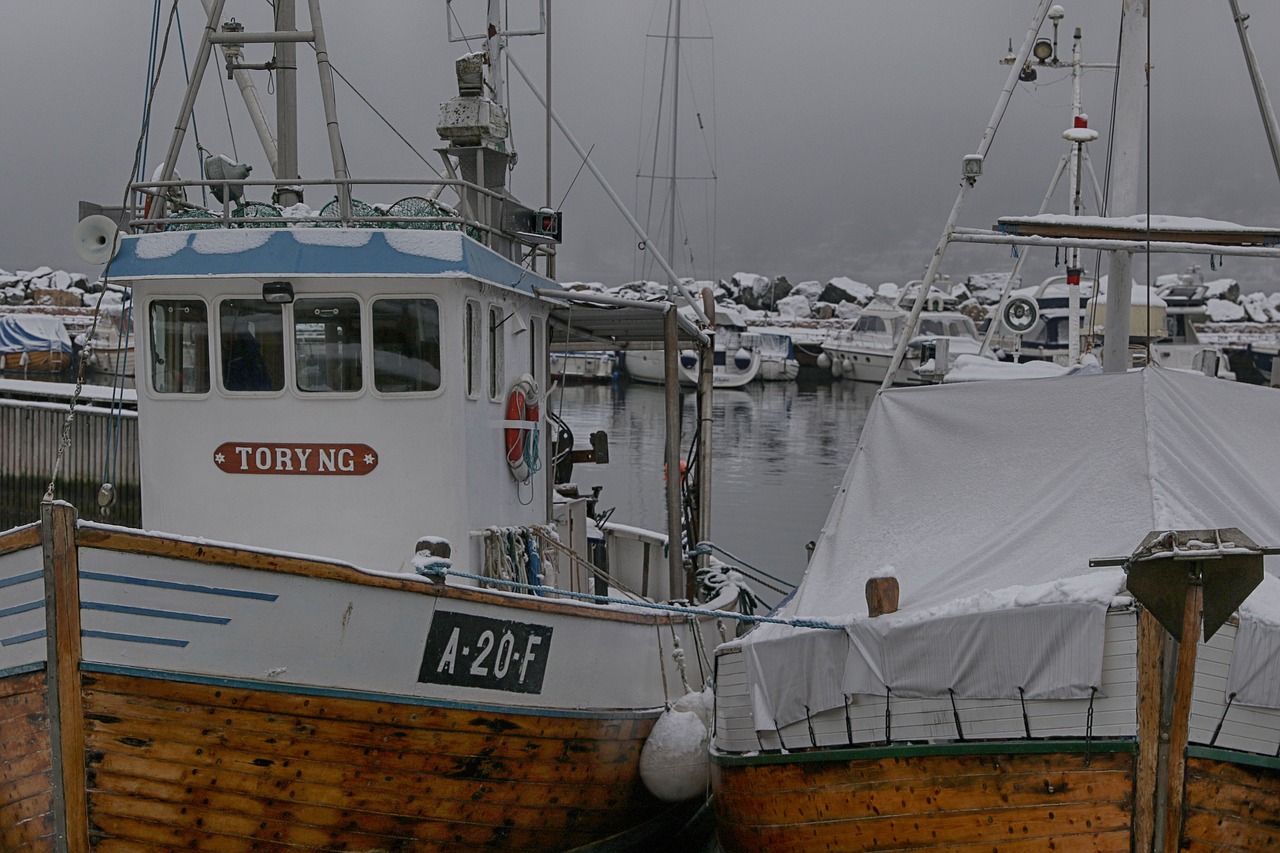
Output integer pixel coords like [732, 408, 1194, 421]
[73, 215, 122, 265]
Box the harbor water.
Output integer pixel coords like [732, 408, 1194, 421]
[551, 376, 876, 600]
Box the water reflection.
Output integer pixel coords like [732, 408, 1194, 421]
[553, 377, 877, 592]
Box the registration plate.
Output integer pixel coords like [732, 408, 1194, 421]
[418, 611, 553, 694]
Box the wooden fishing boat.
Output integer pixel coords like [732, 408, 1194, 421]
[1, 2, 740, 849]
[712, 3, 1280, 851]
[0, 314, 74, 374]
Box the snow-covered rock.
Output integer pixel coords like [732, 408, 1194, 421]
[775, 293, 812, 319]
[1206, 297, 1247, 322]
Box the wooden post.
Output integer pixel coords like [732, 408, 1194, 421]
[865, 577, 899, 617]
[663, 305, 684, 600]
[1134, 607, 1165, 852]
[694, 290, 715, 604]
[41, 500, 89, 853]
[1162, 579, 1202, 853]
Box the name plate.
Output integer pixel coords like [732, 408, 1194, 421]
[214, 442, 378, 475]
[418, 611, 553, 694]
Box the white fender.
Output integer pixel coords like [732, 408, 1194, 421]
[639, 689, 712, 802]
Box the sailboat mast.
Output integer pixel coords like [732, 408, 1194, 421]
[1228, 0, 1280, 188]
[666, 0, 683, 298]
[1101, 0, 1147, 373]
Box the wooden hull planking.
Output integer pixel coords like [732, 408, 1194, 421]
[0, 351, 71, 374]
[713, 747, 1280, 852]
[81, 669, 658, 852]
[0, 670, 54, 852]
[714, 744, 1135, 853]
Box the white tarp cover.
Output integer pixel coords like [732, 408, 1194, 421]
[732, 367, 1280, 728]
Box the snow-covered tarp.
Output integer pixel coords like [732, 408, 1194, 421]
[0, 314, 73, 355]
[729, 367, 1280, 728]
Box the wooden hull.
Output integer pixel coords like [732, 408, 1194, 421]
[715, 743, 1135, 852]
[0, 350, 71, 374]
[714, 744, 1280, 853]
[1, 669, 54, 851]
[0, 509, 720, 852]
[81, 669, 656, 851]
[711, 608, 1280, 853]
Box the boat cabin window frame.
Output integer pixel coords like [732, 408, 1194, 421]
[216, 296, 287, 394]
[488, 303, 505, 402]
[292, 295, 364, 395]
[464, 298, 481, 399]
[146, 297, 212, 395]
[529, 314, 542, 389]
[370, 296, 444, 396]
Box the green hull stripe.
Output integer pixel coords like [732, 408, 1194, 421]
[713, 738, 1137, 767]
[1188, 744, 1280, 772]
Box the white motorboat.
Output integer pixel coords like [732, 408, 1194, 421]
[549, 350, 620, 383]
[819, 291, 982, 385]
[625, 304, 761, 388]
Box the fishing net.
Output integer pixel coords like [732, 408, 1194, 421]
[232, 202, 285, 227]
[164, 209, 221, 231]
[316, 197, 379, 227]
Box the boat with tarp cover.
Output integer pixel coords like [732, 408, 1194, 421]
[711, 2, 1280, 851]
[0, 3, 751, 850]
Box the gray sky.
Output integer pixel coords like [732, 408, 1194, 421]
[5, 1, 1280, 292]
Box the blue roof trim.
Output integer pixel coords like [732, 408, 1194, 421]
[110, 229, 561, 295]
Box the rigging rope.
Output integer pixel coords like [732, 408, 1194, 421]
[45, 0, 181, 505]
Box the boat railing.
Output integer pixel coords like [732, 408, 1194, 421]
[126, 175, 534, 249]
[477, 524, 670, 604]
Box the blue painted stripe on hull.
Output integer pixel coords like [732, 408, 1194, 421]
[2, 629, 45, 646]
[83, 601, 232, 624]
[0, 600, 42, 618]
[83, 662, 664, 721]
[81, 571, 278, 601]
[0, 660, 46, 678]
[0, 569, 42, 589]
[82, 630, 189, 648]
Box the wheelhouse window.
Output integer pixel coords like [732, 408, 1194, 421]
[488, 304, 505, 400]
[853, 315, 887, 334]
[464, 299, 480, 398]
[529, 315, 542, 387]
[219, 298, 284, 392]
[294, 297, 362, 393]
[148, 299, 210, 394]
[372, 298, 441, 392]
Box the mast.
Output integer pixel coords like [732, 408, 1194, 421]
[275, 0, 300, 207]
[1228, 0, 1280, 188]
[666, 0, 683, 299]
[1101, 0, 1148, 373]
[199, 0, 278, 175]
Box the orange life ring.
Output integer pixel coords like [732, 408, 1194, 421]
[505, 376, 540, 481]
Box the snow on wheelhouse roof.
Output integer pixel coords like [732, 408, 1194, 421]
[111, 228, 558, 295]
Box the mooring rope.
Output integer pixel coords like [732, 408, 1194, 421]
[414, 563, 840, 630]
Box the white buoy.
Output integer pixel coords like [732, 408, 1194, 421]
[816, 351, 831, 370]
[639, 690, 711, 802]
[842, 357, 856, 378]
